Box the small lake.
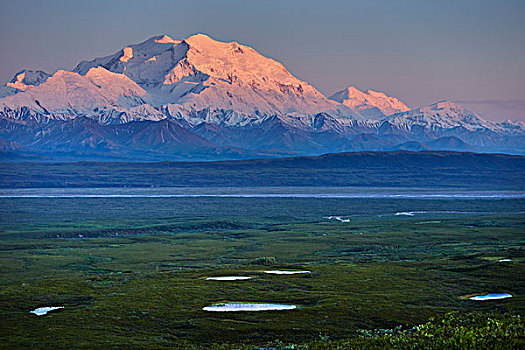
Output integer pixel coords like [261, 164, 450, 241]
[30, 306, 64, 316]
[324, 216, 351, 222]
[203, 302, 296, 312]
[469, 293, 513, 301]
[264, 270, 310, 275]
[395, 212, 416, 216]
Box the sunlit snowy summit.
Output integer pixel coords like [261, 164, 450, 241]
[0, 34, 523, 160]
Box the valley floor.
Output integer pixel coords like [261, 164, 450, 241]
[0, 196, 523, 348]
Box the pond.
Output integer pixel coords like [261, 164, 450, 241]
[469, 293, 512, 301]
[324, 216, 351, 222]
[206, 276, 252, 281]
[264, 270, 310, 275]
[30, 306, 64, 316]
[203, 302, 297, 312]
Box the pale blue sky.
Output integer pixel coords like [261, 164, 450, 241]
[0, 0, 524, 120]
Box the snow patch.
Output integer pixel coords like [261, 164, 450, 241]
[7, 72, 34, 91]
[119, 47, 133, 62]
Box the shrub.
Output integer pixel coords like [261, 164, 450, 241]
[250, 256, 276, 265]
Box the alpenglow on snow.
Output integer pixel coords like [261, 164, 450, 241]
[0, 34, 523, 160]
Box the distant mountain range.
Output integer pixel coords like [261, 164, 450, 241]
[1, 34, 523, 161]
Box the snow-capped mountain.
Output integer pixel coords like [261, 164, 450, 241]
[0, 34, 523, 160]
[0, 67, 165, 124]
[7, 70, 51, 92]
[0, 70, 51, 98]
[498, 119, 525, 135]
[379, 101, 524, 137]
[376, 101, 525, 150]
[70, 34, 357, 126]
[329, 86, 410, 119]
[383, 101, 494, 132]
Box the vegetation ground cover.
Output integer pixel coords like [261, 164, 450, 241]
[0, 197, 523, 348]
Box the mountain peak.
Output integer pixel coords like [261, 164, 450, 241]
[186, 33, 215, 42]
[6, 70, 51, 92]
[366, 89, 388, 98]
[419, 100, 468, 114]
[2, 33, 353, 125]
[434, 100, 463, 109]
[329, 86, 409, 119]
[184, 33, 243, 52]
[154, 34, 178, 44]
[1, 34, 523, 158]
[386, 100, 495, 132]
[135, 35, 180, 47]
[344, 86, 365, 96]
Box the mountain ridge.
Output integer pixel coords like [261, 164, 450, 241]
[329, 86, 410, 119]
[0, 34, 523, 160]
